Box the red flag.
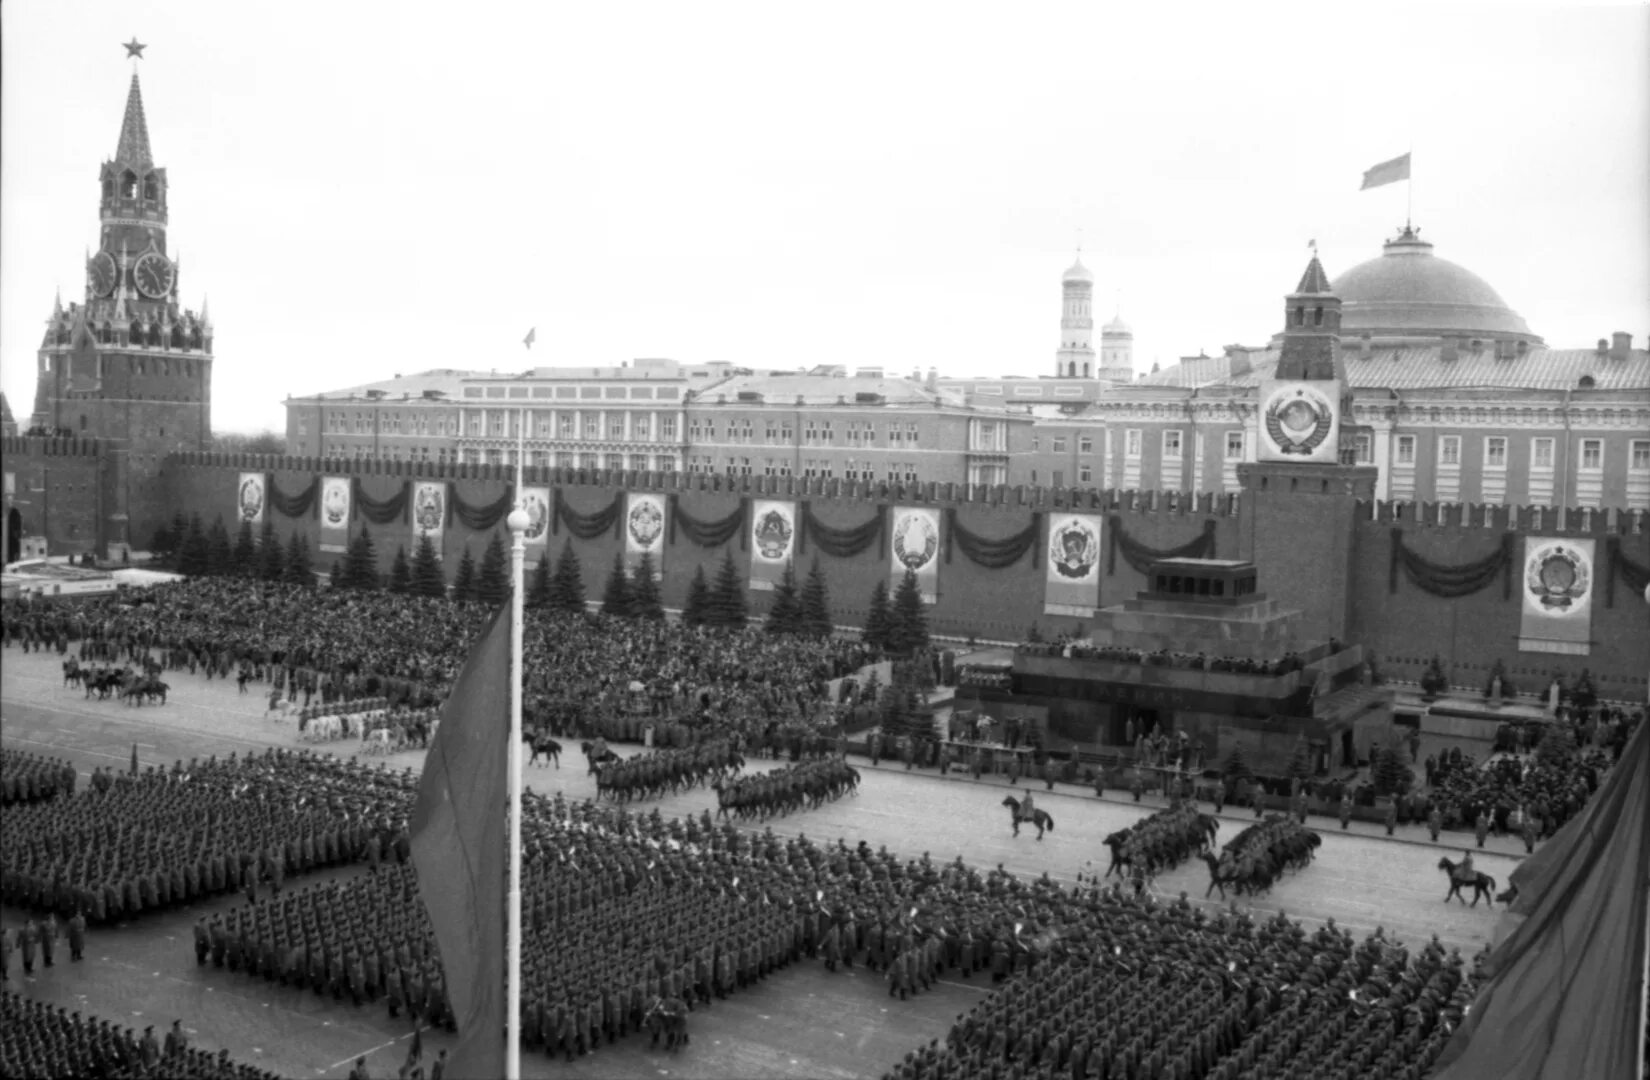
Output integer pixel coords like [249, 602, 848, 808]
[1431, 718, 1649, 1079]
[130, 743, 139, 776]
[1359, 152, 1410, 190]
[410, 599, 511, 1079]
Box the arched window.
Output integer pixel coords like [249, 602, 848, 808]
[189, 325, 203, 350]
[80, 414, 88, 431]
[129, 319, 143, 342]
[1294, 305, 1306, 326]
[142, 173, 158, 201]
[103, 176, 115, 199]
[1313, 306, 1324, 326]
[121, 171, 138, 198]
[146, 323, 161, 347]
[1068, 362, 1076, 377]
[100, 322, 113, 345]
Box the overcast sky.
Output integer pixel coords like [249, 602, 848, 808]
[4, 2, 1646, 433]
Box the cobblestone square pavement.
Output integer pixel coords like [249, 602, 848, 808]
[2, 648, 1526, 1078]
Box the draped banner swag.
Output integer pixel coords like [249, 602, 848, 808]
[267, 475, 319, 520]
[1106, 516, 1218, 576]
[1387, 528, 1515, 599]
[943, 507, 1043, 570]
[671, 497, 747, 550]
[624, 493, 667, 578]
[797, 502, 886, 559]
[550, 489, 620, 540]
[748, 500, 795, 590]
[236, 473, 266, 525]
[450, 485, 515, 534]
[319, 477, 351, 550]
[519, 487, 551, 546]
[350, 478, 411, 526]
[411, 482, 445, 546]
[1603, 536, 1650, 608]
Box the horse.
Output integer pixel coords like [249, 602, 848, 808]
[1437, 857, 1496, 907]
[581, 740, 620, 775]
[62, 657, 82, 688]
[1199, 852, 1249, 899]
[525, 732, 562, 769]
[1002, 796, 1055, 840]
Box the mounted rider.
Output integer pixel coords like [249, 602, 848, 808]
[1454, 849, 1475, 884]
[1017, 791, 1037, 823]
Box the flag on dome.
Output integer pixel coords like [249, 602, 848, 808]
[522, 327, 536, 349]
[1360, 153, 1410, 190]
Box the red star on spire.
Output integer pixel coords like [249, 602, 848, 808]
[123, 38, 147, 59]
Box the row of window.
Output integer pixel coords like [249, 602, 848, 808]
[1116, 430, 1244, 461]
[1391, 435, 1649, 472]
[680, 457, 922, 483]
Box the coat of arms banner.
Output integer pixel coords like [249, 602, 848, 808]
[624, 493, 666, 578]
[889, 506, 941, 602]
[411, 482, 446, 548]
[1518, 537, 1595, 654]
[748, 500, 796, 590]
[236, 472, 267, 526]
[1044, 513, 1103, 614]
[319, 476, 351, 552]
[1257, 380, 1341, 464]
[519, 487, 552, 546]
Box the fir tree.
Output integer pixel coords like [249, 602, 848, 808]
[799, 558, 832, 637]
[1221, 744, 1253, 783]
[766, 562, 803, 634]
[529, 552, 552, 609]
[630, 552, 664, 621]
[232, 520, 257, 577]
[477, 532, 509, 608]
[600, 552, 633, 618]
[863, 578, 893, 651]
[388, 545, 412, 594]
[452, 545, 477, 604]
[1372, 740, 1414, 797]
[708, 549, 747, 628]
[410, 534, 446, 599]
[258, 518, 284, 581]
[179, 514, 209, 576]
[149, 522, 175, 562]
[889, 568, 929, 655]
[681, 565, 710, 627]
[205, 516, 234, 576]
[167, 511, 189, 568]
[548, 540, 585, 615]
[328, 558, 346, 589]
[1286, 736, 1313, 784]
[1535, 722, 1578, 767]
[344, 524, 379, 591]
[284, 530, 313, 586]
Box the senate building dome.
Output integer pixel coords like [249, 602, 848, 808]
[1329, 226, 1540, 346]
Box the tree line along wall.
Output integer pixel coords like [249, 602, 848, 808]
[161, 453, 1242, 644]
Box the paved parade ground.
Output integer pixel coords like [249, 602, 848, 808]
[1, 647, 1527, 1079]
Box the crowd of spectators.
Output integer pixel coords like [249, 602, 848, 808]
[1016, 641, 1319, 678]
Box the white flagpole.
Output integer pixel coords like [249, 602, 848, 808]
[504, 407, 528, 1079]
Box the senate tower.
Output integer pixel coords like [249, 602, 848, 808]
[26, 45, 213, 555]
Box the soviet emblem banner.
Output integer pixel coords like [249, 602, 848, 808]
[519, 487, 552, 546]
[319, 476, 351, 551]
[1044, 513, 1103, 614]
[748, 500, 796, 590]
[1518, 537, 1595, 655]
[889, 506, 941, 602]
[624, 493, 666, 578]
[1257, 380, 1341, 464]
[411, 482, 446, 549]
[236, 472, 266, 525]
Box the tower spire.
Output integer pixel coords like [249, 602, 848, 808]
[115, 73, 153, 168]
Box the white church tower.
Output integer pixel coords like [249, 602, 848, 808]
[1100, 302, 1134, 384]
[1055, 253, 1096, 378]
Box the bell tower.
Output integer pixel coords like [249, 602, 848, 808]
[1055, 252, 1097, 379]
[29, 43, 213, 555]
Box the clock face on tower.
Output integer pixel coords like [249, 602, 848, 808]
[88, 251, 118, 298]
[133, 252, 175, 299]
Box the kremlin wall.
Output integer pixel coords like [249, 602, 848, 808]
[138, 449, 1650, 707]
